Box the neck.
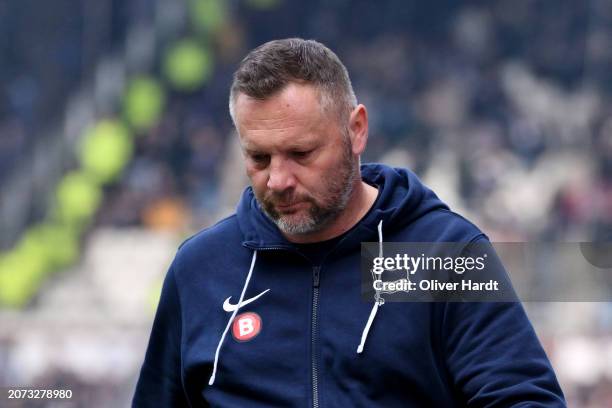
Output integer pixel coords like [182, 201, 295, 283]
[284, 179, 378, 244]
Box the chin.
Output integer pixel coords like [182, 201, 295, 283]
[277, 215, 318, 235]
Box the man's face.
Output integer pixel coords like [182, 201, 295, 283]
[234, 83, 358, 235]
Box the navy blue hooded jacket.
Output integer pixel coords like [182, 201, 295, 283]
[133, 164, 565, 407]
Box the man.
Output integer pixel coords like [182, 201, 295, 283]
[133, 38, 565, 407]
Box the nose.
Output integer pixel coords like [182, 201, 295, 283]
[267, 157, 296, 192]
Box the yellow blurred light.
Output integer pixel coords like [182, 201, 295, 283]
[164, 39, 213, 92]
[80, 120, 133, 184]
[123, 76, 165, 131]
[20, 223, 79, 270]
[189, 0, 227, 34]
[0, 251, 46, 308]
[55, 171, 103, 226]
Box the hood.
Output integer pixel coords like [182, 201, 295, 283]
[236, 163, 448, 249]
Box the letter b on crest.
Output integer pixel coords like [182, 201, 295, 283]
[232, 312, 262, 342]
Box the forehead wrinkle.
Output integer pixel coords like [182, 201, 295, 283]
[241, 114, 313, 130]
[241, 126, 318, 152]
[239, 115, 321, 146]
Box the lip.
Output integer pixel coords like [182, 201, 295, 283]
[276, 201, 305, 211]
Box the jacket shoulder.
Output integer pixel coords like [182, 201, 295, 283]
[403, 208, 488, 242]
[174, 214, 244, 264]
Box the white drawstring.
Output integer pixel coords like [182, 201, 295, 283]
[209, 221, 382, 367]
[357, 220, 384, 354]
[377, 219, 383, 259]
[357, 300, 379, 353]
[209, 250, 258, 385]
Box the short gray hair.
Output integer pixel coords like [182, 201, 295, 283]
[229, 38, 357, 125]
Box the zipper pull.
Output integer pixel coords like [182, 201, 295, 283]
[312, 266, 321, 288]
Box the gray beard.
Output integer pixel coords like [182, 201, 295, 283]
[262, 149, 358, 235]
[272, 174, 355, 235]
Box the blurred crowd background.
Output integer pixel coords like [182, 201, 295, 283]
[0, 0, 611, 406]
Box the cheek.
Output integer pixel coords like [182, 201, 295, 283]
[246, 167, 268, 190]
[297, 168, 326, 196]
[245, 161, 261, 178]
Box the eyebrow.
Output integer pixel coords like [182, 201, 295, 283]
[243, 148, 266, 155]
[243, 142, 316, 154]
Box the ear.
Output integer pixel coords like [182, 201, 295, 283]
[348, 104, 368, 155]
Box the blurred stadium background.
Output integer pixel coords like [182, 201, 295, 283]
[0, 0, 611, 406]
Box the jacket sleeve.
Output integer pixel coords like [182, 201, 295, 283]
[443, 240, 566, 407]
[133, 261, 190, 407]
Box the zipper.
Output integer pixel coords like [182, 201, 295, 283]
[245, 245, 294, 251]
[311, 266, 321, 408]
[245, 243, 333, 407]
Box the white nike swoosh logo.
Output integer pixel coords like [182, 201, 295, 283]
[222, 289, 270, 312]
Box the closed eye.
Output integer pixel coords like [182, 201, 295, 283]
[249, 153, 270, 165]
[292, 150, 314, 159]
